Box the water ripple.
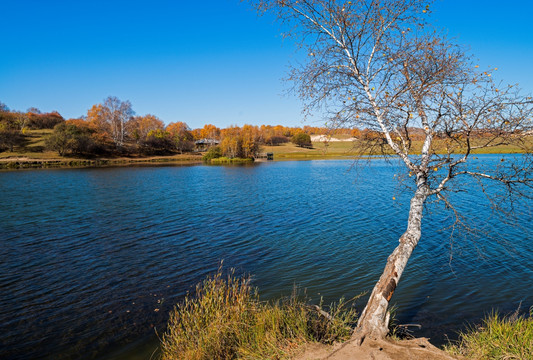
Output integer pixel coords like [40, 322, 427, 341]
[0, 158, 531, 359]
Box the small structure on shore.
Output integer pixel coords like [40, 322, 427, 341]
[195, 138, 219, 151]
[255, 152, 274, 161]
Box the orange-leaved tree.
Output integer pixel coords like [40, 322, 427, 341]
[128, 114, 164, 143]
[166, 121, 194, 153]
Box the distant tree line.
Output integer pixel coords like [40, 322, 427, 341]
[3, 96, 526, 159]
[0, 97, 364, 158]
[6, 96, 505, 158]
[3, 96, 523, 159]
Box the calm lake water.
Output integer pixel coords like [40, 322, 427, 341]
[1, 157, 531, 359]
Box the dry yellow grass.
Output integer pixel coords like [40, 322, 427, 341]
[263, 136, 532, 160]
[2, 130, 531, 165]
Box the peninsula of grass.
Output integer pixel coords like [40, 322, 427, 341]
[160, 270, 533, 360]
[159, 269, 358, 360]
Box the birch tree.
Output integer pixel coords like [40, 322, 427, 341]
[249, 0, 533, 344]
[102, 96, 134, 148]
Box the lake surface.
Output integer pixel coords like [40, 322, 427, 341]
[1, 158, 531, 359]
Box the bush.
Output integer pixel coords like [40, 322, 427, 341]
[268, 135, 289, 146]
[140, 129, 174, 155]
[291, 133, 312, 148]
[28, 112, 64, 129]
[160, 268, 359, 360]
[46, 122, 94, 156]
[445, 309, 533, 359]
[202, 146, 223, 162]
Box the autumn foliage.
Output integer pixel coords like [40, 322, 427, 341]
[6, 96, 521, 159]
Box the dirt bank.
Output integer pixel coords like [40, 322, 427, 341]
[294, 337, 461, 360]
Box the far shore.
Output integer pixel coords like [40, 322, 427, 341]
[0, 154, 204, 170]
[1, 137, 530, 170]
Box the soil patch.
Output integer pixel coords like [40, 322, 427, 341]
[294, 338, 461, 360]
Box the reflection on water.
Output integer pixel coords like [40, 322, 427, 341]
[0, 157, 531, 359]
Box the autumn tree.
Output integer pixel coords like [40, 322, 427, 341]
[46, 122, 93, 156]
[87, 97, 134, 148]
[220, 125, 262, 158]
[240, 124, 262, 158]
[0, 113, 24, 152]
[251, 0, 533, 344]
[199, 124, 221, 140]
[350, 128, 361, 138]
[128, 114, 164, 143]
[86, 103, 111, 145]
[14, 112, 30, 132]
[220, 125, 242, 158]
[141, 129, 174, 154]
[27, 111, 64, 129]
[0, 107, 28, 151]
[190, 128, 202, 141]
[260, 125, 290, 145]
[166, 121, 194, 153]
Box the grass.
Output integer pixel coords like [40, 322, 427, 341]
[262, 141, 360, 160]
[264, 136, 532, 160]
[0, 129, 61, 160]
[209, 157, 254, 164]
[159, 268, 359, 360]
[445, 309, 533, 359]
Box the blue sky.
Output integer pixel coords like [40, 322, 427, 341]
[1, 0, 532, 129]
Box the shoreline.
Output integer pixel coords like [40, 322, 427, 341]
[0, 146, 529, 170]
[0, 154, 204, 170]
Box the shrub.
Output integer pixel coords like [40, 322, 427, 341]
[28, 112, 64, 129]
[291, 133, 312, 148]
[46, 122, 94, 156]
[267, 135, 289, 146]
[140, 129, 174, 154]
[202, 146, 223, 162]
[160, 269, 359, 360]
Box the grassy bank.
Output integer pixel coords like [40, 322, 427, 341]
[160, 271, 533, 360]
[445, 310, 533, 359]
[209, 157, 254, 164]
[0, 154, 203, 170]
[159, 269, 358, 360]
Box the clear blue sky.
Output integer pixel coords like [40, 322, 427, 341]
[1, 0, 532, 129]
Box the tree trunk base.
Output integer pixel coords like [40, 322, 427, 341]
[352, 310, 390, 345]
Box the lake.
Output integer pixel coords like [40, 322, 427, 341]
[1, 157, 531, 359]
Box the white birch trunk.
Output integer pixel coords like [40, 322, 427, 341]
[352, 183, 428, 344]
